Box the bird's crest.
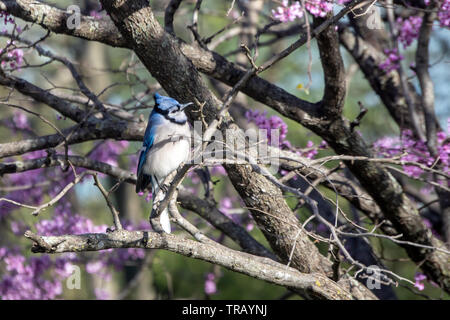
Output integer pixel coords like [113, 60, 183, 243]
[154, 92, 180, 111]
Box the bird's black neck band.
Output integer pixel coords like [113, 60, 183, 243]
[154, 105, 186, 125]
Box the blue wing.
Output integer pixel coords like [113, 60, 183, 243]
[135, 112, 158, 193]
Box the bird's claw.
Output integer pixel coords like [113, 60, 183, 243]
[106, 227, 115, 233]
[160, 184, 169, 193]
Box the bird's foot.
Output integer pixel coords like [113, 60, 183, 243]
[106, 227, 115, 233]
[149, 217, 165, 234]
[160, 183, 169, 193]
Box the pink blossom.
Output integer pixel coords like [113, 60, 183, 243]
[302, 140, 319, 159]
[89, 140, 129, 167]
[304, 0, 333, 18]
[245, 109, 289, 148]
[204, 273, 217, 295]
[89, 10, 102, 20]
[414, 273, 427, 291]
[12, 111, 29, 129]
[373, 127, 450, 178]
[379, 48, 404, 73]
[0, 247, 72, 299]
[396, 16, 422, 48]
[86, 261, 104, 274]
[272, 1, 304, 22]
[0, 41, 24, 70]
[10, 220, 26, 236]
[438, 0, 450, 27]
[211, 165, 226, 176]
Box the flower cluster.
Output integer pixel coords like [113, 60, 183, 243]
[396, 16, 422, 48]
[272, 0, 334, 21]
[0, 11, 24, 70]
[0, 247, 77, 299]
[0, 42, 24, 70]
[89, 10, 102, 20]
[373, 128, 450, 178]
[245, 108, 326, 161]
[379, 49, 404, 73]
[272, 1, 303, 22]
[301, 140, 319, 159]
[89, 140, 129, 167]
[245, 110, 289, 148]
[438, 0, 450, 27]
[12, 111, 30, 130]
[304, 0, 333, 18]
[36, 203, 108, 236]
[0, 136, 145, 299]
[204, 273, 218, 295]
[414, 273, 426, 291]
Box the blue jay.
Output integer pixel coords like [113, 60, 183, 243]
[136, 93, 192, 233]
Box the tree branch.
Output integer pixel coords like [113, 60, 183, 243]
[23, 229, 354, 300]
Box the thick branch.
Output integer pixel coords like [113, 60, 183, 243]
[24, 229, 354, 300]
[314, 14, 346, 118]
[0, 74, 85, 122]
[0, 116, 145, 159]
[0, 0, 126, 47]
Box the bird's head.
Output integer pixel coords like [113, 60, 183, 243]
[153, 92, 193, 124]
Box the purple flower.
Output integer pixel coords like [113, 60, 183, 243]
[396, 16, 422, 48]
[10, 220, 26, 236]
[12, 111, 29, 129]
[272, 1, 304, 22]
[373, 127, 450, 178]
[379, 49, 404, 73]
[0, 247, 71, 299]
[304, 0, 333, 18]
[414, 273, 427, 291]
[0, 40, 24, 70]
[86, 261, 104, 274]
[36, 203, 108, 236]
[204, 273, 217, 295]
[89, 140, 129, 167]
[245, 109, 289, 148]
[272, 0, 333, 21]
[89, 10, 102, 20]
[219, 197, 242, 225]
[219, 197, 233, 215]
[210, 165, 226, 176]
[438, 0, 450, 27]
[302, 140, 319, 159]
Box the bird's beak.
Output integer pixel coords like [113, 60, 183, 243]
[179, 102, 193, 110]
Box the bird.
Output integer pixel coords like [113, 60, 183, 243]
[136, 93, 192, 233]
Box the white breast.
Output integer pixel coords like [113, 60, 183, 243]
[143, 121, 191, 182]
